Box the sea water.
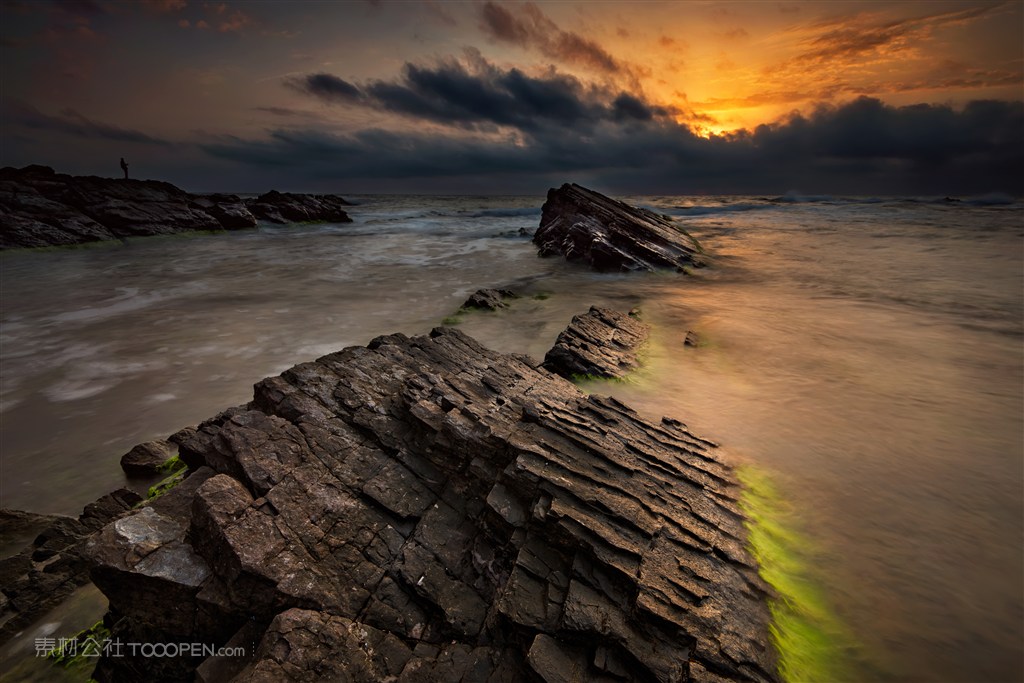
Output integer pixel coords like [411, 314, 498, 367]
[1, 193, 1021, 681]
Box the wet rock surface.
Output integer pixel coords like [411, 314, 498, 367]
[544, 307, 650, 380]
[462, 288, 518, 311]
[83, 326, 775, 682]
[534, 183, 705, 272]
[0, 166, 353, 249]
[120, 440, 177, 477]
[245, 190, 352, 224]
[0, 489, 141, 643]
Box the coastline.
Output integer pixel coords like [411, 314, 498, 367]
[2, 179, 1021, 682]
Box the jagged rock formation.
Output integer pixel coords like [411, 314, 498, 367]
[0, 166, 352, 249]
[462, 288, 518, 311]
[0, 489, 141, 643]
[544, 307, 650, 380]
[534, 183, 705, 272]
[245, 190, 352, 224]
[84, 326, 775, 682]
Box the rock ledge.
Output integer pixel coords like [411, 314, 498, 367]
[83, 326, 775, 682]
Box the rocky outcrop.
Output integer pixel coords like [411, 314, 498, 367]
[245, 190, 352, 224]
[0, 489, 142, 643]
[462, 288, 517, 311]
[544, 307, 650, 380]
[84, 326, 776, 682]
[534, 183, 705, 272]
[0, 165, 257, 249]
[0, 166, 354, 249]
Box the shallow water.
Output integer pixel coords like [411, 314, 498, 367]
[1, 193, 1021, 681]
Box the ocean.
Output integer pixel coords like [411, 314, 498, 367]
[1, 193, 1021, 681]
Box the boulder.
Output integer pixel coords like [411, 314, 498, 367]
[245, 190, 352, 224]
[120, 439, 177, 477]
[544, 306, 650, 380]
[84, 326, 776, 682]
[461, 288, 517, 310]
[534, 183, 705, 272]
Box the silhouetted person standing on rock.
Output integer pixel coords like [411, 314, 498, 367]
[120, 157, 128, 180]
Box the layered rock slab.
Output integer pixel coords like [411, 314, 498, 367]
[86, 327, 776, 682]
[534, 183, 704, 272]
[544, 307, 650, 380]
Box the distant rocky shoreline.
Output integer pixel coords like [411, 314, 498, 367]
[0, 165, 352, 250]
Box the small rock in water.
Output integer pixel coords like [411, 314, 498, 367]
[461, 288, 517, 310]
[245, 190, 352, 224]
[543, 306, 650, 380]
[684, 330, 701, 347]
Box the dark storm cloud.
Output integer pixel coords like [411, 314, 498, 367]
[200, 96, 1023, 194]
[289, 73, 362, 102]
[2, 101, 172, 146]
[289, 57, 668, 131]
[748, 96, 1023, 168]
[478, 1, 623, 74]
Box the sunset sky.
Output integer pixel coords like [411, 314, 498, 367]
[1, 0, 1022, 194]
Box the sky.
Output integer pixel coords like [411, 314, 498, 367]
[1, 0, 1022, 195]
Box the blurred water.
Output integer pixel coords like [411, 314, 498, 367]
[1, 193, 1021, 681]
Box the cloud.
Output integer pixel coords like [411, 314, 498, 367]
[139, 0, 187, 12]
[291, 73, 362, 101]
[2, 101, 172, 146]
[198, 96, 1023, 194]
[478, 1, 624, 75]
[795, 3, 1003, 66]
[287, 53, 672, 132]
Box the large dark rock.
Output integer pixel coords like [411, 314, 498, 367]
[120, 439, 177, 477]
[544, 306, 650, 380]
[0, 165, 258, 249]
[534, 183, 705, 272]
[0, 488, 142, 644]
[245, 190, 352, 224]
[85, 326, 776, 682]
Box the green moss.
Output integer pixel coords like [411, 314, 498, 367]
[147, 467, 186, 499]
[46, 620, 111, 676]
[156, 454, 184, 474]
[737, 466, 858, 682]
[569, 372, 630, 385]
[531, 292, 552, 300]
[441, 314, 464, 326]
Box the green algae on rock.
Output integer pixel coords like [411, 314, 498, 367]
[738, 466, 859, 683]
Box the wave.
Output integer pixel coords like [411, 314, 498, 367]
[770, 191, 837, 203]
[466, 207, 541, 218]
[665, 202, 778, 217]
